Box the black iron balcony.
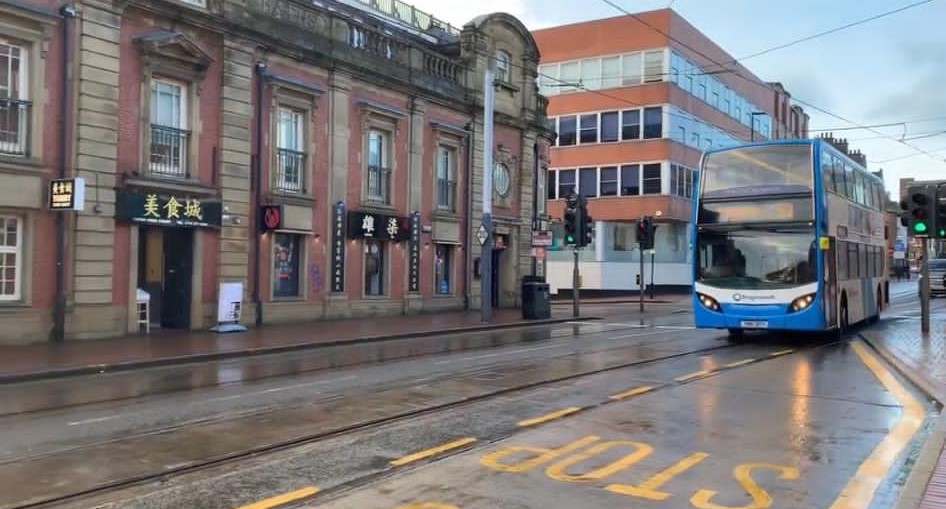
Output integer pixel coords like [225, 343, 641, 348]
[149, 124, 190, 178]
[366, 165, 392, 204]
[274, 148, 306, 193]
[436, 179, 456, 212]
[0, 99, 31, 157]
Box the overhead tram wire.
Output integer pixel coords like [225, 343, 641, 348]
[699, 0, 941, 72]
[596, 0, 946, 164]
[493, 56, 755, 141]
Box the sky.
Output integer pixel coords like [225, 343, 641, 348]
[403, 0, 946, 198]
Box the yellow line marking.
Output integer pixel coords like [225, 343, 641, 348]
[723, 358, 756, 368]
[769, 349, 794, 356]
[233, 487, 319, 509]
[828, 341, 925, 509]
[675, 369, 712, 382]
[609, 385, 655, 400]
[517, 407, 583, 427]
[390, 437, 477, 467]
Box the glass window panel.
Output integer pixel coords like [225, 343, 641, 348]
[621, 53, 642, 85]
[558, 169, 576, 198]
[600, 111, 619, 142]
[579, 114, 598, 144]
[642, 163, 662, 194]
[643, 106, 663, 139]
[599, 166, 618, 196]
[620, 164, 640, 196]
[601, 56, 621, 88]
[621, 110, 640, 140]
[558, 116, 576, 146]
[579, 167, 597, 197]
[580, 58, 599, 89]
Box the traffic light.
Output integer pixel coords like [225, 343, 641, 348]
[577, 196, 594, 248]
[637, 216, 655, 250]
[937, 184, 946, 238]
[905, 184, 936, 236]
[563, 193, 580, 246]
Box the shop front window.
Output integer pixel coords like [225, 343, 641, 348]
[364, 239, 385, 296]
[272, 233, 301, 298]
[435, 244, 452, 295]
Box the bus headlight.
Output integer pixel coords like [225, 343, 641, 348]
[789, 294, 815, 312]
[697, 293, 721, 311]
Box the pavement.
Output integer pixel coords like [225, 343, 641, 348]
[0, 307, 617, 384]
[860, 284, 946, 509]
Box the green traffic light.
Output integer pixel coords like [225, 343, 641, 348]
[565, 234, 574, 243]
[939, 228, 946, 237]
[914, 221, 928, 233]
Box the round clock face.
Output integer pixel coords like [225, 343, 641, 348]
[493, 162, 511, 196]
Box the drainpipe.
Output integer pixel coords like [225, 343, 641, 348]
[253, 61, 267, 327]
[463, 119, 474, 310]
[52, 4, 76, 343]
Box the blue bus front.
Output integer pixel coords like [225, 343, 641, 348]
[691, 140, 828, 333]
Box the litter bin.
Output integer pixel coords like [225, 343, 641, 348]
[521, 275, 551, 319]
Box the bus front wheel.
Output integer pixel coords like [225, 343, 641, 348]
[727, 328, 745, 342]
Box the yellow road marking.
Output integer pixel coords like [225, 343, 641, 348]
[609, 385, 655, 400]
[233, 487, 319, 509]
[517, 407, 583, 427]
[675, 369, 712, 382]
[769, 349, 794, 356]
[390, 437, 477, 467]
[723, 358, 756, 368]
[828, 341, 925, 509]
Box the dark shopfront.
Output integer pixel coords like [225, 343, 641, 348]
[116, 189, 222, 329]
[345, 210, 413, 297]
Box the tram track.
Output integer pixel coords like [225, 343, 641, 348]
[5, 327, 844, 509]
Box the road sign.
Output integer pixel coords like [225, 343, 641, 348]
[894, 239, 906, 252]
[477, 224, 488, 245]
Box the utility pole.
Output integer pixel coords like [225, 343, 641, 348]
[921, 239, 930, 334]
[480, 65, 495, 323]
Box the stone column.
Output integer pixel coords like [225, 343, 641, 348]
[325, 69, 351, 318]
[405, 97, 425, 313]
[71, 0, 122, 338]
[218, 38, 254, 323]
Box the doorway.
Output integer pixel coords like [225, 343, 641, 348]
[138, 227, 194, 329]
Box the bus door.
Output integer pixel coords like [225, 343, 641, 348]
[821, 236, 838, 327]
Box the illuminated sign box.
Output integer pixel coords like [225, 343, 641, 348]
[48, 178, 86, 211]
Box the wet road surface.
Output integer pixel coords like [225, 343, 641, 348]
[18, 330, 935, 509]
[1, 317, 731, 509]
[306, 341, 931, 509]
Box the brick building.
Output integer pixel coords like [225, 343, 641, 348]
[531, 9, 809, 293]
[0, 0, 552, 344]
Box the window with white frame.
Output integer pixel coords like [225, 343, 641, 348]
[150, 79, 189, 177]
[557, 116, 576, 146]
[578, 167, 596, 198]
[0, 41, 28, 157]
[600, 111, 619, 142]
[620, 164, 640, 196]
[366, 129, 391, 203]
[275, 106, 305, 193]
[0, 215, 22, 301]
[436, 145, 456, 211]
[599, 166, 618, 196]
[579, 114, 598, 144]
[557, 169, 575, 198]
[642, 163, 662, 194]
[537, 48, 667, 95]
[495, 51, 511, 83]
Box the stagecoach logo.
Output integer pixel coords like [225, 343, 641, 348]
[732, 293, 776, 302]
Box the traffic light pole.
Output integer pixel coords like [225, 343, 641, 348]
[572, 248, 580, 318]
[921, 240, 930, 334]
[639, 246, 645, 323]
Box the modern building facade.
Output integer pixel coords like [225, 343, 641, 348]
[532, 9, 809, 294]
[0, 0, 552, 345]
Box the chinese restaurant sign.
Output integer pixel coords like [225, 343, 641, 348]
[408, 211, 421, 292]
[331, 201, 346, 293]
[347, 211, 411, 242]
[116, 189, 223, 228]
[49, 178, 86, 211]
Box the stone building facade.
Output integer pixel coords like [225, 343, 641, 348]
[0, 0, 551, 344]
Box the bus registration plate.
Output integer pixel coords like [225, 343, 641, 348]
[740, 320, 769, 329]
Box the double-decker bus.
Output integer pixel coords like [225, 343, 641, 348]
[692, 139, 889, 339]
